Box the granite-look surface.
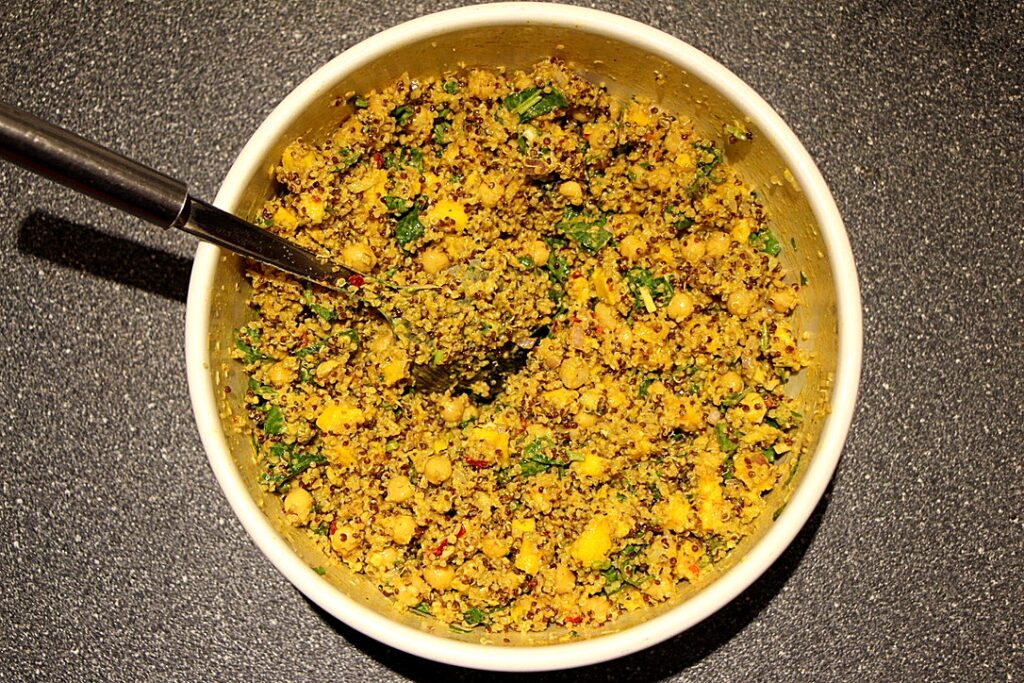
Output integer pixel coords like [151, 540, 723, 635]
[1, 1, 1021, 681]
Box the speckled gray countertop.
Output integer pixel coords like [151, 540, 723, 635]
[1, 1, 1021, 681]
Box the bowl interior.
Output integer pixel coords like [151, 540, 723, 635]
[199, 17, 841, 652]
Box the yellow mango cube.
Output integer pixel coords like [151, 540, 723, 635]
[381, 359, 407, 386]
[280, 142, 317, 174]
[573, 452, 607, 479]
[570, 516, 613, 566]
[316, 402, 364, 434]
[272, 206, 298, 232]
[424, 198, 468, 229]
[298, 194, 326, 224]
[511, 517, 536, 538]
[656, 494, 694, 533]
[514, 537, 542, 574]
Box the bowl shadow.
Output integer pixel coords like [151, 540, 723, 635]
[306, 480, 834, 681]
[15, 210, 192, 303]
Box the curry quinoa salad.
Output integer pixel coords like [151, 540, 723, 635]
[230, 59, 810, 634]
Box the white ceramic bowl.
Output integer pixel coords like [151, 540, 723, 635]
[185, 2, 862, 671]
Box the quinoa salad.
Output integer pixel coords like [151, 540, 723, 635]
[231, 59, 810, 634]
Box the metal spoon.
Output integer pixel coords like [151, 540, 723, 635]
[0, 102, 536, 395]
[0, 102, 357, 291]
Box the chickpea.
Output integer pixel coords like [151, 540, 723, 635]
[267, 360, 296, 387]
[616, 325, 634, 349]
[720, 371, 744, 395]
[535, 338, 563, 370]
[705, 231, 731, 257]
[666, 291, 695, 321]
[594, 302, 619, 330]
[419, 247, 450, 275]
[575, 411, 598, 429]
[770, 286, 799, 313]
[439, 394, 469, 424]
[558, 180, 584, 204]
[386, 475, 414, 503]
[526, 239, 550, 267]
[424, 455, 452, 485]
[679, 237, 706, 265]
[481, 535, 510, 559]
[368, 332, 392, 354]
[559, 356, 590, 389]
[727, 288, 758, 317]
[283, 487, 313, 523]
[330, 524, 360, 556]
[391, 515, 416, 545]
[341, 242, 376, 272]
[646, 166, 674, 191]
[423, 566, 455, 591]
[617, 234, 645, 261]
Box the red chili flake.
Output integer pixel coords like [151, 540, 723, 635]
[565, 615, 583, 625]
[465, 457, 492, 470]
[372, 151, 384, 168]
[570, 271, 582, 279]
[430, 539, 448, 557]
[311, 194, 322, 203]
[595, 325, 605, 335]
[347, 274, 365, 287]
[456, 525, 467, 539]
[329, 520, 338, 536]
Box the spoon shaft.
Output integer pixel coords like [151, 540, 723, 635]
[0, 102, 188, 228]
[0, 102, 355, 289]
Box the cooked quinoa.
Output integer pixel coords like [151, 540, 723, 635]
[232, 59, 810, 634]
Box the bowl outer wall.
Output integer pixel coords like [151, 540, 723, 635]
[184, 2, 863, 672]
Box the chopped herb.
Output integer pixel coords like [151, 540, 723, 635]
[433, 120, 451, 146]
[624, 267, 673, 312]
[443, 80, 460, 94]
[518, 255, 535, 269]
[381, 195, 412, 214]
[390, 105, 414, 126]
[556, 206, 612, 253]
[518, 436, 574, 477]
[715, 422, 738, 454]
[353, 95, 369, 108]
[721, 389, 750, 408]
[384, 147, 424, 173]
[503, 86, 569, 123]
[248, 377, 275, 401]
[750, 228, 782, 256]
[313, 566, 327, 575]
[395, 207, 425, 248]
[260, 445, 326, 489]
[673, 216, 695, 233]
[410, 602, 432, 617]
[449, 624, 474, 634]
[263, 405, 285, 435]
[763, 446, 777, 463]
[463, 607, 490, 626]
[724, 122, 753, 142]
[638, 374, 658, 398]
[313, 523, 330, 536]
[234, 329, 270, 364]
[772, 503, 787, 520]
[800, 271, 810, 286]
[687, 142, 724, 195]
[647, 481, 663, 503]
[517, 133, 529, 155]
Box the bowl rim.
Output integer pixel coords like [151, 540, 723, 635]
[185, 1, 863, 671]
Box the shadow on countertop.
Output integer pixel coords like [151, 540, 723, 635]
[309, 482, 835, 682]
[16, 210, 192, 303]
